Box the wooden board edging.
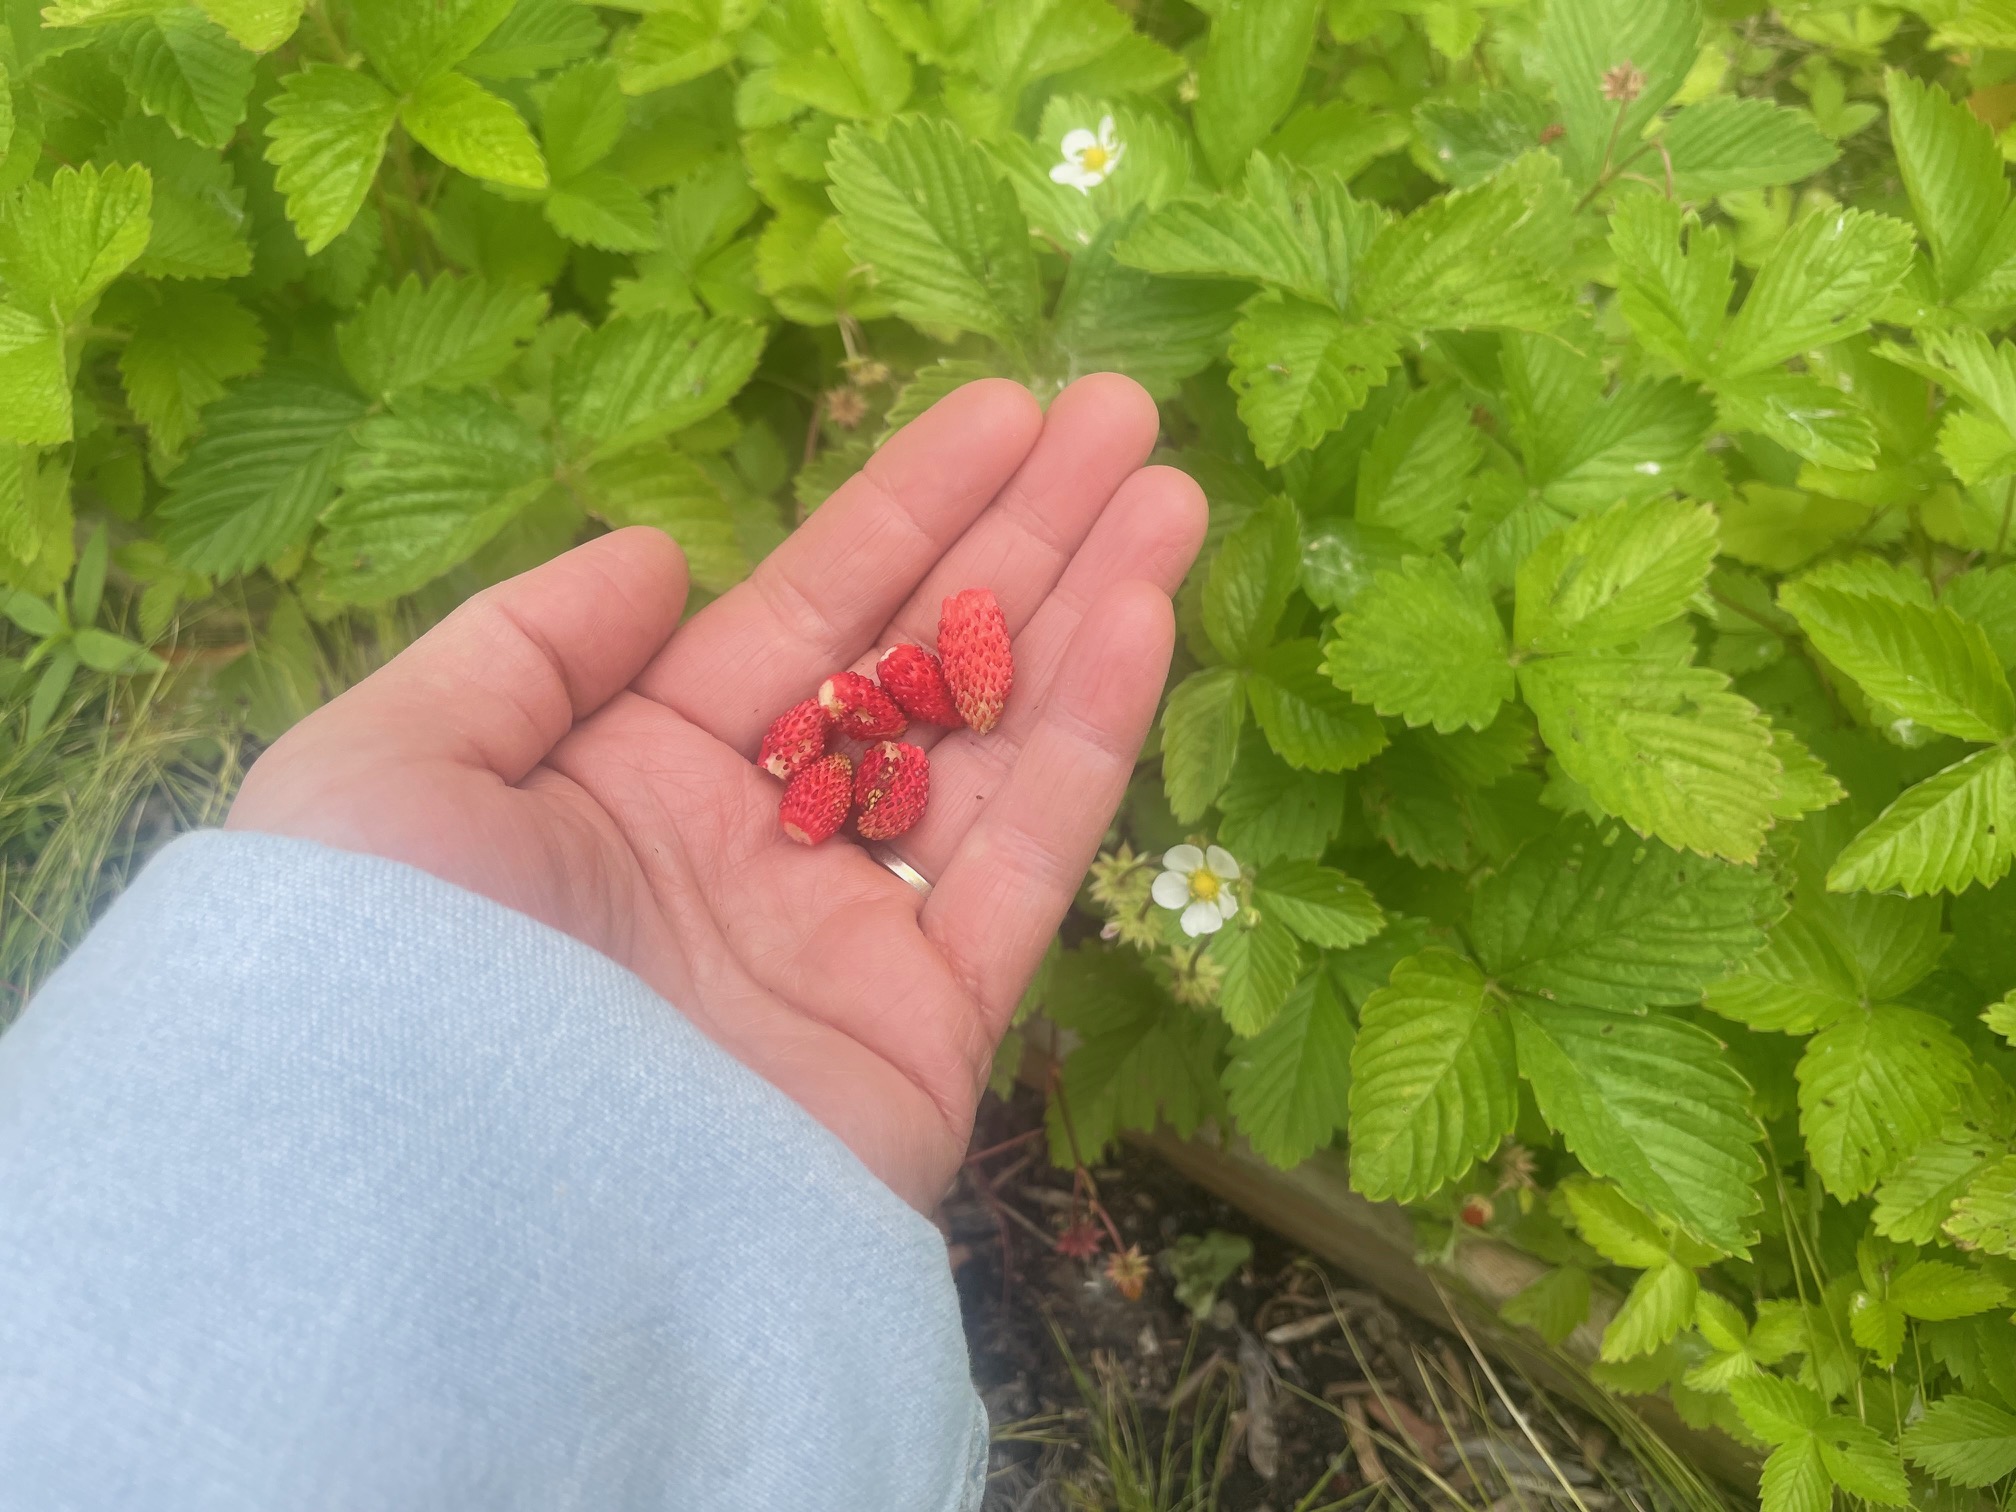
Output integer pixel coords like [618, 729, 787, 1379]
[1131, 1127, 1763, 1495]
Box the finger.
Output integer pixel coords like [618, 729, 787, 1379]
[921, 582, 1177, 1030]
[891, 464, 1206, 875]
[865, 372, 1161, 658]
[279, 527, 689, 781]
[632, 378, 1043, 746]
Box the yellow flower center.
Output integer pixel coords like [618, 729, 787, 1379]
[1189, 869, 1220, 902]
[1079, 145, 1110, 172]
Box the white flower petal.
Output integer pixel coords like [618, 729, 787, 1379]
[1163, 844, 1204, 873]
[1059, 127, 1099, 157]
[1151, 870, 1193, 909]
[1204, 845, 1240, 880]
[1050, 164, 1101, 193]
[1181, 900, 1226, 936]
[1097, 115, 1118, 147]
[1216, 891, 1240, 921]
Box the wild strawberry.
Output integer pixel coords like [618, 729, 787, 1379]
[939, 587, 1013, 733]
[854, 740, 930, 841]
[758, 698, 831, 779]
[818, 670, 908, 741]
[780, 752, 853, 845]
[1458, 1193, 1495, 1229]
[876, 643, 961, 726]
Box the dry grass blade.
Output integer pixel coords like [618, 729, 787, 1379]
[1043, 1321, 1236, 1512]
[1429, 1276, 1595, 1512]
[0, 676, 244, 1020]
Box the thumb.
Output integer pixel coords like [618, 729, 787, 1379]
[273, 527, 689, 782]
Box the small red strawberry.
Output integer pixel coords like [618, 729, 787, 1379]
[938, 587, 1013, 733]
[1458, 1193, 1495, 1229]
[854, 740, 930, 840]
[780, 752, 853, 845]
[759, 698, 832, 779]
[818, 670, 908, 741]
[875, 643, 961, 726]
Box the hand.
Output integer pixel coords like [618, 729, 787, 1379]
[227, 376, 1206, 1207]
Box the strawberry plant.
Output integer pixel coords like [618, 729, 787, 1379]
[5, 0, 2016, 1503]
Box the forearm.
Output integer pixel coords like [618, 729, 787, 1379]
[0, 832, 983, 1512]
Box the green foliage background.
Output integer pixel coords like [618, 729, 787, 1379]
[5, 0, 2016, 1501]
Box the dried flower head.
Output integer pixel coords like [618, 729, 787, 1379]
[1057, 1219, 1104, 1260]
[824, 386, 869, 429]
[1105, 1245, 1150, 1301]
[1495, 1142, 1539, 1194]
[1600, 62, 1647, 104]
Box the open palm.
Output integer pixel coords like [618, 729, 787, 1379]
[228, 376, 1205, 1207]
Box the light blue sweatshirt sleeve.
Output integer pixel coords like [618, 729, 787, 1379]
[0, 831, 987, 1512]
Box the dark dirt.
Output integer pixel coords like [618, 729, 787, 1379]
[946, 1089, 1717, 1512]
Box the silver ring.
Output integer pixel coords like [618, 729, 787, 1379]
[869, 845, 933, 897]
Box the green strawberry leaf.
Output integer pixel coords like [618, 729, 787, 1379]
[262, 65, 397, 255]
[1224, 963, 1356, 1169]
[1325, 554, 1511, 733]
[401, 71, 549, 190]
[1348, 949, 1518, 1202]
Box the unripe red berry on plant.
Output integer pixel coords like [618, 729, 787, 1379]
[1458, 1193, 1494, 1229]
[819, 670, 908, 741]
[854, 741, 930, 841]
[779, 752, 853, 846]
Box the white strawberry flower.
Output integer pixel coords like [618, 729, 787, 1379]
[1152, 844, 1242, 938]
[1049, 115, 1126, 194]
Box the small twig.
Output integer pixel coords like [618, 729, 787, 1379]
[985, 1151, 1036, 1193]
[1573, 95, 1638, 213]
[1050, 1073, 1126, 1250]
[1265, 1311, 1342, 1346]
[980, 1185, 1056, 1250]
[965, 1126, 1044, 1166]
[1092, 1198, 1127, 1253]
[801, 393, 825, 468]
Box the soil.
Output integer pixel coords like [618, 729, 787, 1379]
[947, 1089, 1717, 1512]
